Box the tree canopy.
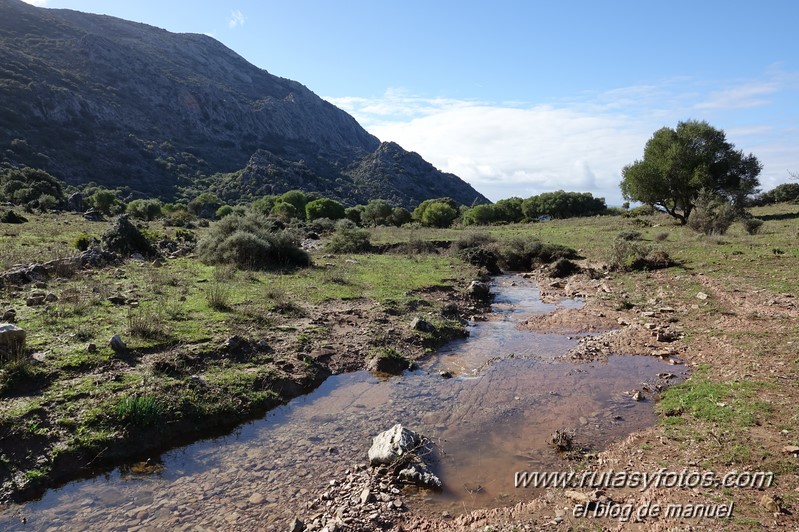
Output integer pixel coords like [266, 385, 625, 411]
[620, 120, 762, 224]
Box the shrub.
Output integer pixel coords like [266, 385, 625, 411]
[608, 238, 674, 271]
[421, 202, 458, 228]
[215, 205, 234, 218]
[307, 217, 336, 235]
[457, 247, 500, 274]
[305, 198, 345, 221]
[654, 232, 669, 242]
[687, 190, 737, 235]
[126, 199, 163, 220]
[197, 212, 309, 269]
[497, 238, 578, 271]
[72, 233, 95, 251]
[361, 199, 393, 226]
[742, 218, 764, 235]
[205, 281, 231, 310]
[127, 307, 168, 340]
[326, 219, 372, 253]
[452, 232, 496, 251]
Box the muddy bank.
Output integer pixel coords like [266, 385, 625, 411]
[0, 270, 489, 505]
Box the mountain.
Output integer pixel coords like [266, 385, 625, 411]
[0, 0, 488, 208]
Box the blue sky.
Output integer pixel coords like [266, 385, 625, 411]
[24, 0, 799, 204]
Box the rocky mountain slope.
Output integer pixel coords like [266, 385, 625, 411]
[0, 0, 487, 208]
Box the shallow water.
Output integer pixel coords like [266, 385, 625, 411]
[0, 275, 684, 530]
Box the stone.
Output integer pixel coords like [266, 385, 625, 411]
[696, 291, 709, 300]
[439, 371, 453, 379]
[67, 192, 85, 212]
[565, 490, 592, 503]
[410, 317, 435, 333]
[288, 517, 305, 532]
[632, 390, 644, 401]
[1, 210, 27, 224]
[368, 424, 421, 466]
[782, 445, 799, 454]
[760, 494, 783, 513]
[467, 280, 491, 300]
[86, 343, 98, 353]
[152, 259, 163, 268]
[110, 334, 127, 353]
[359, 488, 374, 505]
[2, 309, 16, 322]
[0, 324, 26, 353]
[366, 354, 409, 375]
[248, 493, 264, 505]
[102, 215, 157, 257]
[108, 295, 127, 305]
[26, 294, 45, 306]
[397, 459, 442, 489]
[44, 292, 58, 303]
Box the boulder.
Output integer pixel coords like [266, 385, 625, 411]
[368, 424, 421, 466]
[101, 215, 157, 257]
[397, 458, 442, 489]
[67, 192, 85, 212]
[366, 354, 409, 375]
[0, 323, 26, 353]
[110, 334, 127, 353]
[467, 280, 491, 300]
[0, 210, 27, 224]
[410, 317, 435, 333]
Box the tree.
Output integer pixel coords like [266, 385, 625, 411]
[620, 120, 762, 224]
[88, 188, 120, 215]
[421, 202, 457, 227]
[412, 197, 457, 223]
[305, 198, 345, 221]
[361, 199, 393, 226]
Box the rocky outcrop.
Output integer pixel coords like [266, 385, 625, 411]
[0, 0, 489, 208]
[0, 323, 25, 354]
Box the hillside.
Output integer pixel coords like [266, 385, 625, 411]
[0, 0, 488, 208]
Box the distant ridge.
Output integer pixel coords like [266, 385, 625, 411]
[0, 0, 489, 208]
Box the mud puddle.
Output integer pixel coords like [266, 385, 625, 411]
[0, 275, 684, 530]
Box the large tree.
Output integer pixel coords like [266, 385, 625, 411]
[620, 120, 762, 224]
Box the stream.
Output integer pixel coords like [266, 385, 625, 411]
[0, 275, 685, 530]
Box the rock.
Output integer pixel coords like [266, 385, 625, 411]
[102, 215, 157, 258]
[26, 294, 45, 306]
[782, 445, 799, 454]
[632, 390, 644, 401]
[551, 430, 574, 451]
[1, 210, 28, 224]
[0, 324, 26, 353]
[696, 291, 709, 300]
[760, 494, 783, 513]
[44, 292, 58, 303]
[288, 517, 305, 532]
[549, 258, 580, 278]
[151, 259, 163, 268]
[410, 317, 435, 333]
[2, 309, 17, 322]
[616, 317, 629, 326]
[86, 342, 98, 353]
[439, 371, 453, 379]
[368, 424, 421, 466]
[565, 490, 592, 503]
[359, 488, 374, 505]
[248, 493, 264, 505]
[467, 280, 491, 300]
[108, 295, 127, 305]
[109, 334, 127, 353]
[83, 208, 104, 222]
[397, 458, 442, 489]
[366, 354, 409, 375]
[67, 192, 85, 212]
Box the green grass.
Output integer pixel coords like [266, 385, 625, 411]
[115, 394, 165, 427]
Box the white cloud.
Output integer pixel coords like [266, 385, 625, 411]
[22, 0, 48, 5]
[228, 9, 245, 29]
[326, 76, 799, 205]
[695, 82, 779, 110]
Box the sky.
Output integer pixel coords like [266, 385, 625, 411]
[22, 0, 799, 205]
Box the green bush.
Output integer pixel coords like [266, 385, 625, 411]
[421, 202, 458, 228]
[326, 219, 372, 253]
[215, 205, 234, 218]
[0, 167, 65, 206]
[742, 218, 764, 235]
[72, 233, 95, 251]
[126, 199, 163, 220]
[197, 212, 309, 269]
[497, 238, 578, 271]
[305, 198, 345, 221]
[608, 238, 673, 271]
[687, 190, 737, 235]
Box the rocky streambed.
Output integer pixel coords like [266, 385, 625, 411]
[0, 275, 685, 530]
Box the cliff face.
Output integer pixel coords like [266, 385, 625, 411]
[0, 0, 488, 207]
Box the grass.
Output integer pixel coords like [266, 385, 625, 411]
[115, 394, 165, 427]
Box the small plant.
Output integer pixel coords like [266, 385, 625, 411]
[127, 307, 168, 339]
[205, 281, 231, 310]
[687, 189, 737, 235]
[72, 233, 95, 251]
[115, 394, 165, 426]
[608, 238, 673, 271]
[654, 231, 669, 242]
